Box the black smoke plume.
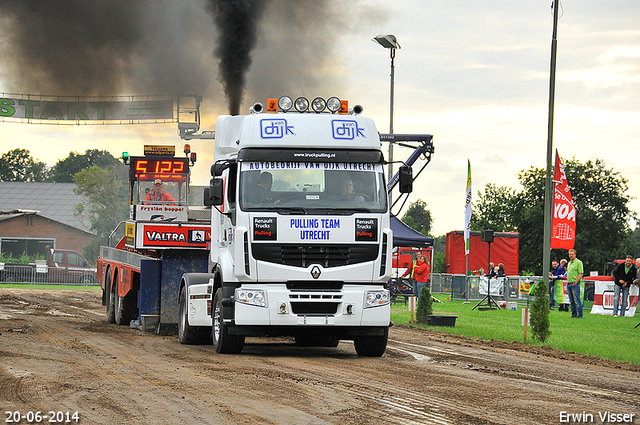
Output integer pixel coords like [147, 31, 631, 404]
[207, 0, 267, 115]
[0, 1, 387, 113]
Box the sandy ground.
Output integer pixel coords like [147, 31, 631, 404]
[1, 288, 639, 425]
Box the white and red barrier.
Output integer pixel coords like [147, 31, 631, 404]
[590, 277, 639, 316]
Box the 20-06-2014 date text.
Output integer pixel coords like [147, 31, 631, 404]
[5, 411, 79, 423]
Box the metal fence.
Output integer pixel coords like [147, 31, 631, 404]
[431, 273, 544, 302]
[0, 263, 99, 286]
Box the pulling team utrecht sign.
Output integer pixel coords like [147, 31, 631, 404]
[551, 150, 576, 249]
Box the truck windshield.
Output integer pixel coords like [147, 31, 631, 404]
[239, 162, 387, 213]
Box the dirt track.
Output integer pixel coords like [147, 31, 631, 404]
[1, 288, 639, 425]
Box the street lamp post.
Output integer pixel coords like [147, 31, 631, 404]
[373, 34, 400, 203]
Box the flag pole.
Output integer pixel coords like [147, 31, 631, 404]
[543, 1, 559, 288]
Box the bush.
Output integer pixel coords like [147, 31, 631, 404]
[416, 286, 433, 324]
[530, 280, 551, 342]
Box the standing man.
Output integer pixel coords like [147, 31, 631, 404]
[566, 249, 584, 318]
[549, 260, 564, 308]
[612, 255, 638, 317]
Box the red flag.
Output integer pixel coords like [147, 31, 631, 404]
[551, 150, 576, 249]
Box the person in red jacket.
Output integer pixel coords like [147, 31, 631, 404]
[411, 252, 429, 301]
[144, 179, 176, 203]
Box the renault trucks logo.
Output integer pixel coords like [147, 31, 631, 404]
[332, 120, 365, 140]
[310, 265, 321, 279]
[355, 218, 378, 241]
[260, 119, 295, 139]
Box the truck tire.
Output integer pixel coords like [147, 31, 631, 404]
[105, 271, 116, 324]
[114, 278, 136, 326]
[212, 288, 244, 354]
[353, 327, 388, 357]
[178, 285, 211, 345]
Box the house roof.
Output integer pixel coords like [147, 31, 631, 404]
[0, 182, 93, 233]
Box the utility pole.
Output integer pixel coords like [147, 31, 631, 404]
[543, 1, 560, 286]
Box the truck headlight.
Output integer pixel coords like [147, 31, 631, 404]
[235, 289, 267, 307]
[364, 289, 390, 308]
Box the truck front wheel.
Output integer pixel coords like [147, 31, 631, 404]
[353, 327, 389, 357]
[178, 285, 211, 345]
[212, 288, 244, 354]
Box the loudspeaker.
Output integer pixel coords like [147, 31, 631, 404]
[481, 229, 494, 243]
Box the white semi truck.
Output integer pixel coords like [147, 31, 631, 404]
[178, 96, 414, 356]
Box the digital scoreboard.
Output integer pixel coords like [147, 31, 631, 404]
[129, 156, 189, 180]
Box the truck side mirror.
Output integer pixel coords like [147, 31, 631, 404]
[399, 166, 413, 193]
[204, 178, 224, 206]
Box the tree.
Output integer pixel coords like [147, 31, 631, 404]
[530, 281, 550, 343]
[50, 149, 120, 182]
[416, 286, 433, 324]
[472, 158, 635, 274]
[401, 199, 432, 236]
[0, 148, 50, 181]
[73, 163, 129, 260]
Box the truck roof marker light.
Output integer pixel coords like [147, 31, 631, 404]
[339, 100, 349, 115]
[311, 97, 326, 113]
[190, 152, 197, 165]
[278, 96, 293, 112]
[122, 152, 129, 164]
[183, 144, 191, 155]
[294, 97, 309, 112]
[352, 105, 364, 115]
[266, 98, 278, 113]
[326, 97, 341, 113]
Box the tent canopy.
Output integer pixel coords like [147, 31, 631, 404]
[391, 216, 433, 248]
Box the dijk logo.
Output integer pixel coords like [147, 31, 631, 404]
[332, 120, 365, 140]
[260, 119, 295, 139]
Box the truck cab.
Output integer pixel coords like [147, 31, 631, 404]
[179, 97, 412, 356]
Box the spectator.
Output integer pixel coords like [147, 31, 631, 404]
[549, 260, 564, 308]
[487, 262, 497, 279]
[411, 253, 430, 301]
[144, 179, 176, 203]
[556, 258, 569, 311]
[497, 263, 506, 277]
[566, 249, 584, 318]
[612, 255, 638, 317]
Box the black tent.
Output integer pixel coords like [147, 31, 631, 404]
[390, 216, 433, 247]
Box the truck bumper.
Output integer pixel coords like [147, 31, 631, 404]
[233, 284, 390, 333]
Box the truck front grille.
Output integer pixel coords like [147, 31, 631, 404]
[251, 244, 378, 268]
[290, 302, 339, 315]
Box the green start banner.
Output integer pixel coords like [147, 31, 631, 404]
[0, 97, 173, 121]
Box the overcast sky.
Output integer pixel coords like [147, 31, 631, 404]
[1, 0, 638, 237]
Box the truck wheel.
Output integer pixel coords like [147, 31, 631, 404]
[114, 279, 136, 326]
[353, 327, 389, 357]
[178, 285, 210, 345]
[212, 288, 244, 354]
[105, 271, 116, 324]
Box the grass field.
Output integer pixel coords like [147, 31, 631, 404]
[392, 294, 640, 365]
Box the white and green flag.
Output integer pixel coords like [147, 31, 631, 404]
[464, 160, 472, 255]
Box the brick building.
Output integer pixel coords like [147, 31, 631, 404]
[0, 182, 96, 261]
